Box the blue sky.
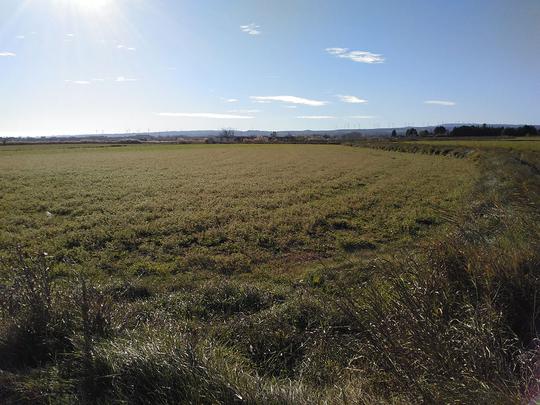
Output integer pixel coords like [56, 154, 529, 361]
[0, 0, 539, 136]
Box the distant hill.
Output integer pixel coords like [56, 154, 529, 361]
[4, 124, 539, 141]
[58, 124, 540, 139]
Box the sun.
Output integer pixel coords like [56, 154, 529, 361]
[61, 0, 113, 12]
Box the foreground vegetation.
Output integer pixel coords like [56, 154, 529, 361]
[0, 142, 538, 404]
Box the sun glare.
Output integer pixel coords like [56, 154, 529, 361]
[62, 0, 113, 12]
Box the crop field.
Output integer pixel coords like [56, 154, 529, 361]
[0, 144, 476, 278]
[412, 137, 540, 151]
[2, 142, 539, 404]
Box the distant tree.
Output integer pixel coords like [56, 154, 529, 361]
[516, 125, 538, 137]
[405, 128, 418, 137]
[433, 126, 447, 136]
[391, 129, 397, 137]
[221, 128, 235, 138]
[450, 125, 504, 137]
[502, 127, 517, 137]
[419, 130, 430, 137]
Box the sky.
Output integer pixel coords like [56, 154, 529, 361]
[0, 0, 539, 137]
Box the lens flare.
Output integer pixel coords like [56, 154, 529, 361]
[60, 0, 113, 13]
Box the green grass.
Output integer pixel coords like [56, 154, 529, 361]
[0, 144, 476, 277]
[2, 142, 538, 404]
[411, 137, 540, 151]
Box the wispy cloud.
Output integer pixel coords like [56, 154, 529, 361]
[117, 44, 136, 51]
[424, 100, 456, 106]
[16, 35, 25, 40]
[224, 98, 239, 103]
[297, 115, 335, 119]
[348, 115, 376, 119]
[337, 95, 368, 104]
[284, 105, 297, 109]
[116, 76, 138, 82]
[92, 78, 106, 82]
[157, 112, 254, 119]
[326, 48, 384, 64]
[228, 109, 260, 113]
[240, 23, 261, 35]
[0, 52, 16, 57]
[65, 80, 91, 85]
[250, 95, 327, 107]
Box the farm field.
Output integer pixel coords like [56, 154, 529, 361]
[411, 137, 540, 151]
[0, 144, 476, 278]
[1, 142, 539, 404]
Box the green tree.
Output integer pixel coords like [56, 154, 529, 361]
[433, 126, 447, 136]
[405, 128, 418, 137]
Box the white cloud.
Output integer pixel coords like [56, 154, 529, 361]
[424, 100, 456, 106]
[284, 105, 297, 109]
[297, 115, 335, 119]
[16, 35, 25, 40]
[66, 33, 75, 37]
[250, 95, 327, 106]
[116, 76, 138, 82]
[337, 95, 368, 104]
[225, 98, 239, 103]
[92, 78, 106, 82]
[240, 23, 261, 35]
[349, 115, 376, 119]
[228, 109, 260, 113]
[66, 80, 91, 85]
[117, 44, 136, 51]
[0, 52, 16, 57]
[326, 47, 384, 64]
[157, 112, 254, 119]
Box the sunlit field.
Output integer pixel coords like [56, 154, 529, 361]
[1, 0, 539, 401]
[1, 142, 539, 403]
[0, 144, 476, 277]
[412, 137, 540, 151]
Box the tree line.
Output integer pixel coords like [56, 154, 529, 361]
[395, 124, 538, 138]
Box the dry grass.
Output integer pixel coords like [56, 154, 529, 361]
[411, 137, 540, 151]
